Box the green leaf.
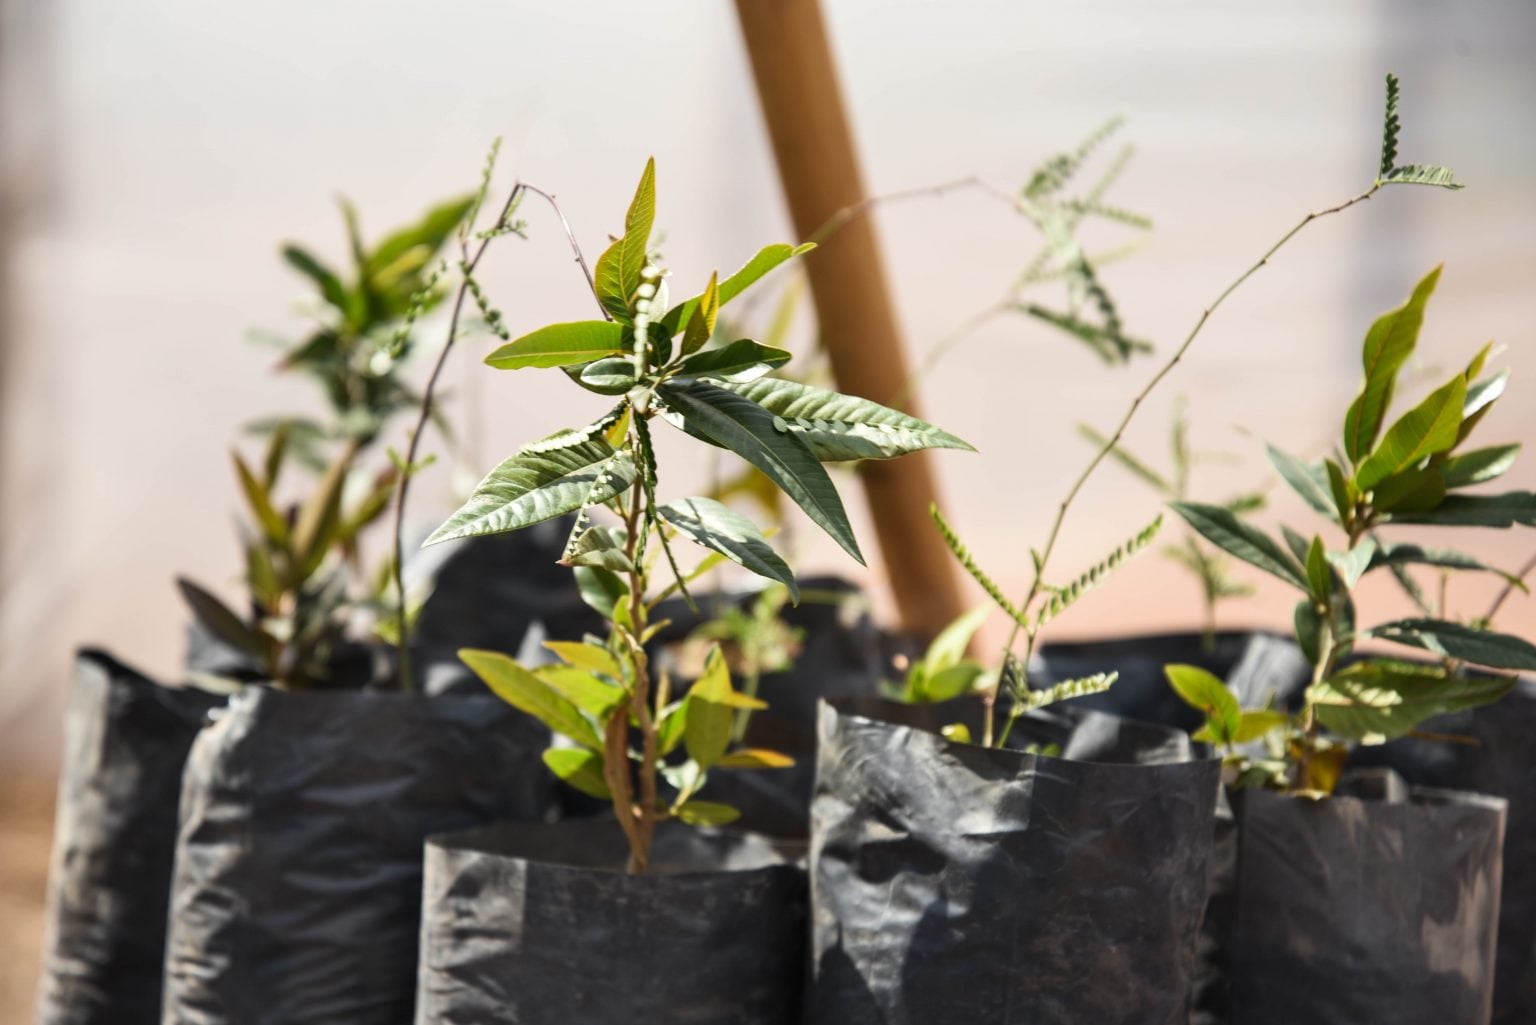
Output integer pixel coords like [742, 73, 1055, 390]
[658, 497, 798, 601]
[657, 380, 862, 563]
[684, 647, 762, 770]
[1267, 445, 1335, 518]
[1387, 491, 1536, 528]
[1169, 502, 1308, 591]
[716, 748, 795, 770]
[1367, 542, 1520, 584]
[1327, 538, 1376, 591]
[1370, 466, 1446, 513]
[1356, 373, 1466, 490]
[426, 429, 636, 545]
[1017, 672, 1117, 713]
[281, 244, 350, 313]
[1382, 165, 1464, 189]
[176, 577, 266, 660]
[575, 566, 626, 619]
[1305, 537, 1332, 603]
[1233, 710, 1290, 743]
[919, 663, 987, 703]
[541, 747, 612, 800]
[544, 640, 622, 680]
[292, 446, 352, 576]
[1311, 661, 1511, 741]
[1459, 371, 1508, 444]
[1294, 599, 1323, 664]
[366, 194, 475, 275]
[535, 665, 625, 719]
[675, 340, 791, 384]
[594, 158, 657, 322]
[1166, 664, 1241, 745]
[562, 525, 633, 573]
[675, 800, 741, 826]
[485, 321, 624, 370]
[1077, 423, 1169, 493]
[1369, 619, 1536, 671]
[679, 272, 719, 357]
[1343, 266, 1441, 463]
[721, 377, 974, 461]
[571, 357, 638, 396]
[925, 606, 992, 673]
[1442, 445, 1520, 489]
[459, 649, 602, 750]
[233, 452, 289, 545]
[1325, 459, 1356, 525]
[660, 243, 816, 336]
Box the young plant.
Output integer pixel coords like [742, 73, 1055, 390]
[1079, 403, 1266, 649]
[1167, 266, 1536, 794]
[683, 584, 804, 744]
[931, 73, 1466, 748]
[179, 195, 476, 690]
[427, 159, 971, 872]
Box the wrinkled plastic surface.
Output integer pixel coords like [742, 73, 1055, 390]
[808, 699, 1220, 1025]
[1223, 775, 1505, 1025]
[1350, 681, 1536, 1024]
[1032, 631, 1312, 734]
[35, 650, 221, 1025]
[415, 818, 807, 1025]
[161, 688, 553, 1025]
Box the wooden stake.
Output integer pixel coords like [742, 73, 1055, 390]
[733, 0, 965, 641]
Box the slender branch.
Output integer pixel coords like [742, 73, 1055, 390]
[521, 184, 605, 315]
[986, 183, 1381, 740]
[1485, 550, 1536, 623]
[803, 174, 1019, 247]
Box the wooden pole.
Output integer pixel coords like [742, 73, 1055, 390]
[733, 0, 965, 641]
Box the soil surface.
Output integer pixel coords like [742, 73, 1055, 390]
[0, 777, 55, 1022]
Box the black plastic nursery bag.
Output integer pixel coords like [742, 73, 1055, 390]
[807, 699, 1221, 1025]
[35, 649, 221, 1025]
[415, 818, 807, 1025]
[160, 687, 552, 1025]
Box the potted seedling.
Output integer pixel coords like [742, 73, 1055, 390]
[411, 157, 969, 1025]
[806, 74, 1465, 1025]
[1167, 264, 1533, 1025]
[156, 182, 561, 1025]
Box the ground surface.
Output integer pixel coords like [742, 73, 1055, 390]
[1, 777, 55, 1023]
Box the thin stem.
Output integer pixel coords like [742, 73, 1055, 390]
[987, 183, 1381, 743]
[520, 184, 605, 314]
[1485, 550, 1536, 624]
[803, 174, 1019, 248]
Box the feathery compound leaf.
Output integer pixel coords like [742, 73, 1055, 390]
[723, 377, 974, 461]
[1383, 165, 1464, 190]
[1035, 515, 1162, 630]
[1018, 303, 1152, 365]
[1018, 672, 1117, 713]
[930, 505, 1030, 632]
[1376, 75, 1464, 190]
[1379, 73, 1401, 177]
[1023, 115, 1125, 200]
[425, 427, 636, 545]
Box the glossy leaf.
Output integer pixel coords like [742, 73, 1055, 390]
[426, 430, 635, 545]
[594, 158, 657, 321]
[679, 272, 718, 357]
[1370, 466, 1446, 513]
[1312, 661, 1511, 741]
[459, 648, 602, 750]
[675, 800, 741, 826]
[575, 566, 626, 619]
[1442, 444, 1520, 489]
[660, 243, 816, 336]
[684, 648, 761, 770]
[1166, 663, 1241, 745]
[562, 526, 633, 573]
[1369, 619, 1536, 671]
[1169, 502, 1308, 591]
[1459, 371, 1509, 444]
[1304, 537, 1332, 603]
[723, 377, 974, 461]
[366, 194, 474, 274]
[1382, 165, 1464, 189]
[658, 497, 798, 601]
[541, 747, 611, 800]
[535, 665, 625, 719]
[544, 640, 622, 680]
[1355, 373, 1466, 490]
[1267, 445, 1335, 518]
[658, 380, 862, 563]
[485, 321, 624, 370]
[1343, 266, 1441, 463]
[675, 340, 791, 384]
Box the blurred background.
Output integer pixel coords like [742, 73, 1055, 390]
[1, 0, 1534, 1010]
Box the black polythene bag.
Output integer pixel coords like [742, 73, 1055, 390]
[1032, 630, 1312, 734]
[34, 649, 221, 1025]
[160, 687, 553, 1025]
[1348, 681, 1536, 1024]
[414, 818, 807, 1025]
[1221, 773, 1505, 1025]
[808, 699, 1221, 1025]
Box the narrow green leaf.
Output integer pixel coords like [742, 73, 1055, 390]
[1312, 661, 1510, 741]
[1328, 538, 1376, 591]
[292, 446, 351, 574]
[1369, 619, 1536, 671]
[366, 194, 475, 275]
[1267, 445, 1335, 518]
[575, 566, 626, 619]
[1367, 542, 1521, 584]
[675, 340, 791, 384]
[1442, 444, 1520, 489]
[233, 452, 289, 545]
[716, 748, 795, 770]
[1371, 466, 1446, 513]
[1078, 423, 1169, 493]
[1325, 458, 1356, 525]
[485, 321, 624, 370]
[684, 648, 758, 770]
[176, 577, 265, 660]
[1305, 537, 1332, 603]
[1356, 373, 1466, 490]
[1294, 599, 1323, 664]
[1169, 502, 1308, 591]
[660, 243, 816, 336]
[658, 497, 798, 601]
[561, 525, 633, 573]
[426, 429, 635, 545]
[535, 665, 625, 719]
[657, 380, 862, 563]
[541, 747, 612, 800]
[544, 640, 622, 680]
[460, 648, 602, 750]
[1459, 371, 1508, 444]
[281, 244, 350, 313]
[1386, 491, 1536, 528]
[679, 272, 718, 357]
[594, 158, 658, 321]
[1035, 515, 1162, 630]
[1165, 664, 1241, 745]
[930, 506, 1030, 632]
[1343, 266, 1442, 463]
[722, 377, 974, 461]
[675, 800, 741, 826]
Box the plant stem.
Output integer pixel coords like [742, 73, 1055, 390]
[1484, 550, 1536, 624]
[389, 182, 606, 691]
[986, 183, 1381, 744]
[618, 468, 658, 874]
[804, 174, 1019, 248]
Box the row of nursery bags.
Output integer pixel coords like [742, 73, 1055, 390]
[32, 591, 1535, 1024]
